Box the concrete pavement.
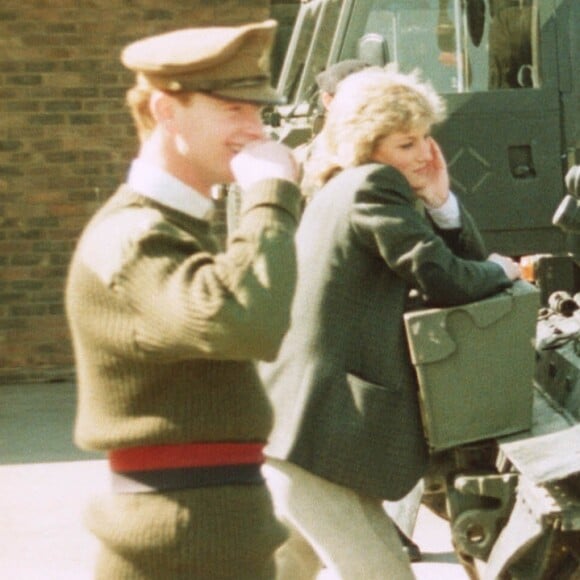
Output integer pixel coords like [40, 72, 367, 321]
[0, 382, 468, 579]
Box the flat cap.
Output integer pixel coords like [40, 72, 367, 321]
[121, 19, 282, 104]
[316, 59, 369, 95]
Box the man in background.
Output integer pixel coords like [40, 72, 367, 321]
[296, 59, 370, 200]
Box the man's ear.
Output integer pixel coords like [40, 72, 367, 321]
[149, 91, 175, 125]
[321, 91, 334, 111]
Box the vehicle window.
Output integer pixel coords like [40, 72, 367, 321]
[277, 0, 343, 105]
[358, 0, 540, 93]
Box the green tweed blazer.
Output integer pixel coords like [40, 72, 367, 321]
[260, 163, 512, 500]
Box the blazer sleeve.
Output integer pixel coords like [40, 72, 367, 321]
[350, 164, 512, 307]
[429, 198, 490, 261]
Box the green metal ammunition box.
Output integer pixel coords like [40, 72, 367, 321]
[404, 281, 540, 451]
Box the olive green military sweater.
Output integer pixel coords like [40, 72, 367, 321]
[66, 177, 301, 453]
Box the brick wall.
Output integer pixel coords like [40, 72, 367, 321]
[0, 0, 297, 384]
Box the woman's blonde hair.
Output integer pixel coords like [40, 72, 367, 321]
[311, 64, 446, 187]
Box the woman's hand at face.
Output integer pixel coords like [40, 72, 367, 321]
[414, 138, 450, 208]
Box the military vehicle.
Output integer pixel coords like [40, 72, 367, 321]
[266, 0, 580, 577]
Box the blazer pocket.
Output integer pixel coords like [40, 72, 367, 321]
[345, 372, 402, 418]
[317, 372, 402, 447]
[312, 371, 404, 473]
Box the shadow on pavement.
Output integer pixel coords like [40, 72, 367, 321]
[0, 381, 103, 465]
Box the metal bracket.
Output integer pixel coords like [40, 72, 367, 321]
[448, 472, 519, 560]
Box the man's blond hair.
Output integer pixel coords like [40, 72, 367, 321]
[126, 76, 194, 142]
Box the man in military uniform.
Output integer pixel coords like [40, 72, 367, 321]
[65, 20, 301, 579]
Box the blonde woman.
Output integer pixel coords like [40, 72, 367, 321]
[260, 65, 520, 579]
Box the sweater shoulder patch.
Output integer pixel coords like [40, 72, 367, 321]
[78, 207, 163, 287]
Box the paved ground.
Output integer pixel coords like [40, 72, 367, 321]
[0, 382, 468, 579]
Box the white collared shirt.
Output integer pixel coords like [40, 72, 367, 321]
[127, 158, 214, 221]
[425, 192, 461, 229]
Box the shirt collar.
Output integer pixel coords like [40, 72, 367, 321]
[127, 158, 215, 221]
